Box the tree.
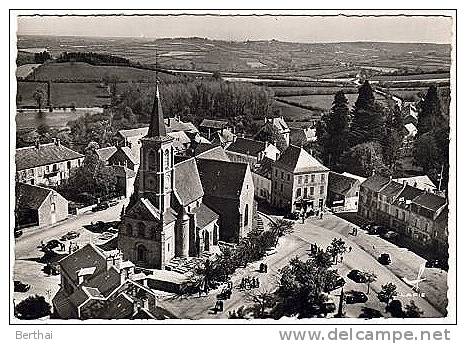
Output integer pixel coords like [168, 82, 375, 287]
[268, 219, 294, 245]
[276, 256, 339, 318]
[377, 282, 398, 305]
[348, 81, 385, 147]
[15, 295, 51, 320]
[417, 85, 442, 135]
[363, 271, 377, 294]
[246, 288, 276, 318]
[326, 238, 347, 264]
[404, 300, 424, 318]
[317, 91, 350, 168]
[341, 141, 389, 177]
[381, 98, 404, 173]
[33, 89, 45, 112]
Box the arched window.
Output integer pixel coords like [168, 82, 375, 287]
[136, 244, 147, 262]
[164, 149, 170, 169]
[244, 204, 249, 227]
[148, 150, 156, 170]
[126, 224, 133, 236]
[138, 222, 146, 238]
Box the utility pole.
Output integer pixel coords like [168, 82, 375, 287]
[438, 164, 444, 192]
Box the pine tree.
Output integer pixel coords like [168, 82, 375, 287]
[382, 98, 405, 173]
[418, 85, 442, 135]
[317, 91, 350, 168]
[348, 81, 385, 147]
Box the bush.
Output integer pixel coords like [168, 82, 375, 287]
[15, 295, 52, 320]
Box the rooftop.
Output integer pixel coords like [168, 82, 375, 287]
[16, 182, 53, 210]
[328, 172, 360, 195]
[412, 192, 447, 212]
[253, 157, 274, 178]
[361, 174, 391, 192]
[197, 158, 249, 199]
[96, 146, 117, 162]
[174, 158, 204, 206]
[193, 143, 230, 162]
[379, 180, 404, 198]
[16, 142, 83, 171]
[200, 119, 229, 129]
[226, 137, 267, 156]
[192, 202, 219, 229]
[275, 145, 328, 174]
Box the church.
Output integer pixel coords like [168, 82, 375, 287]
[118, 84, 255, 269]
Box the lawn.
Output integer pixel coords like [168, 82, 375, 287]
[370, 72, 450, 82]
[271, 86, 358, 97]
[16, 81, 48, 108]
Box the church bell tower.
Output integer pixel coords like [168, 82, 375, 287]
[139, 83, 174, 214]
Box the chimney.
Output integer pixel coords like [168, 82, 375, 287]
[55, 138, 61, 146]
[35, 140, 40, 149]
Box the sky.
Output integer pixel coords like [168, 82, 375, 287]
[17, 14, 453, 44]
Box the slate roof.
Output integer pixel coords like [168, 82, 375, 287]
[83, 265, 122, 297]
[394, 175, 436, 191]
[253, 157, 274, 178]
[328, 172, 360, 195]
[265, 117, 289, 132]
[379, 181, 404, 198]
[96, 146, 117, 162]
[118, 119, 197, 139]
[412, 192, 447, 212]
[59, 244, 107, 285]
[127, 198, 177, 225]
[226, 138, 266, 156]
[210, 128, 236, 146]
[105, 292, 134, 319]
[360, 175, 391, 192]
[192, 202, 219, 229]
[289, 127, 316, 145]
[118, 127, 148, 139]
[16, 183, 52, 210]
[197, 159, 248, 199]
[119, 146, 138, 165]
[194, 143, 230, 162]
[393, 184, 424, 209]
[200, 119, 229, 129]
[275, 145, 328, 174]
[174, 158, 204, 206]
[16, 142, 83, 171]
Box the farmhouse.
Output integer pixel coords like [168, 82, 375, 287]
[255, 116, 290, 147]
[15, 182, 68, 228]
[199, 119, 231, 140]
[225, 137, 280, 168]
[15, 139, 84, 186]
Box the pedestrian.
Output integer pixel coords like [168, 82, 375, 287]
[264, 263, 268, 273]
[256, 278, 260, 288]
[68, 243, 72, 254]
[348, 246, 352, 252]
[320, 212, 323, 220]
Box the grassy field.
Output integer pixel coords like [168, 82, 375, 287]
[370, 72, 450, 82]
[272, 100, 321, 121]
[271, 86, 358, 97]
[29, 62, 161, 82]
[17, 81, 110, 108]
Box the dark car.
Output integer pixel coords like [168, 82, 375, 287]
[46, 239, 61, 250]
[92, 202, 109, 212]
[378, 253, 391, 265]
[14, 280, 30, 293]
[347, 270, 367, 283]
[60, 231, 80, 241]
[321, 301, 336, 314]
[368, 225, 385, 235]
[345, 290, 368, 304]
[14, 229, 23, 238]
[325, 276, 346, 292]
[383, 231, 398, 240]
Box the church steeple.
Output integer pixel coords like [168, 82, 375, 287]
[147, 83, 167, 138]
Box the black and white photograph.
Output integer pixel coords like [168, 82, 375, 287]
[9, 8, 456, 329]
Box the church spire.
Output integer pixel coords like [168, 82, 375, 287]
[147, 82, 166, 137]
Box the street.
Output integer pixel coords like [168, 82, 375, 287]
[158, 213, 445, 319]
[13, 199, 127, 303]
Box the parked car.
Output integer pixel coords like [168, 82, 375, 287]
[325, 276, 346, 292]
[383, 231, 398, 240]
[60, 231, 80, 241]
[345, 290, 368, 304]
[108, 201, 119, 207]
[265, 247, 278, 256]
[14, 228, 23, 238]
[378, 253, 391, 265]
[92, 202, 109, 212]
[14, 280, 30, 292]
[347, 270, 367, 283]
[46, 239, 61, 250]
[368, 225, 385, 235]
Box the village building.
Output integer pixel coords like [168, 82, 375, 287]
[108, 146, 139, 171]
[15, 139, 84, 186]
[199, 119, 231, 140]
[289, 126, 317, 146]
[376, 180, 405, 226]
[390, 183, 424, 235]
[255, 116, 290, 147]
[394, 175, 437, 193]
[358, 175, 391, 221]
[95, 146, 117, 164]
[225, 137, 280, 168]
[209, 127, 236, 147]
[252, 157, 274, 203]
[271, 145, 329, 214]
[15, 182, 68, 228]
[326, 172, 361, 212]
[192, 143, 230, 162]
[111, 165, 137, 198]
[408, 191, 447, 250]
[52, 244, 172, 320]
